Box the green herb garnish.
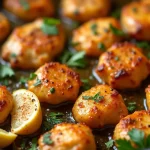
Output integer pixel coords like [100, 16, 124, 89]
[136, 41, 150, 50]
[105, 139, 114, 149]
[42, 112, 65, 131]
[81, 79, 92, 91]
[116, 129, 150, 150]
[111, 9, 121, 19]
[90, 23, 98, 35]
[82, 92, 104, 102]
[29, 138, 38, 150]
[43, 133, 53, 145]
[41, 18, 60, 35]
[127, 102, 136, 113]
[33, 77, 42, 86]
[50, 87, 55, 94]
[19, 0, 30, 10]
[97, 43, 106, 51]
[59, 50, 87, 68]
[109, 24, 125, 36]
[114, 56, 120, 61]
[29, 73, 37, 80]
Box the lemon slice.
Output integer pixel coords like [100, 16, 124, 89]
[11, 89, 42, 135]
[0, 128, 17, 148]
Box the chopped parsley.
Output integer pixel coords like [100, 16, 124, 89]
[114, 56, 120, 61]
[105, 139, 114, 149]
[29, 73, 37, 80]
[127, 102, 136, 113]
[116, 129, 150, 150]
[0, 64, 15, 78]
[81, 79, 92, 91]
[41, 18, 60, 35]
[42, 112, 65, 131]
[82, 92, 104, 102]
[97, 43, 106, 51]
[109, 24, 125, 36]
[111, 9, 121, 19]
[33, 77, 42, 86]
[50, 87, 55, 94]
[43, 133, 53, 145]
[10, 53, 17, 58]
[19, 0, 30, 10]
[59, 50, 87, 68]
[136, 41, 150, 50]
[90, 23, 98, 35]
[29, 138, 38, 150]
[19, 77, 28, 84]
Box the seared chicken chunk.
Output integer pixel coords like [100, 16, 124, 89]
[2, 18, 65, 69]
[3, 0, 54, 21]
[114, 110, 150, 141]
[72, 84, 128, 128]
[38, 123, 96, 150]
[0, 86, 13, 124]
[95, 42, 150, 89]
[72, 18, 122, 57]
[145, 85, 150, 109]
[61, 0, 110, 22]
[28, 62, 81, 105]
[0, 13, 10, 42]
[121, 0, 150, 41]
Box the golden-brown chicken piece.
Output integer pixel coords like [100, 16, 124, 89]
[28, 62, 81, 105]
[61, 0, 110, 22]
[121, 0, 150, 41]
[95, 42, 150, 89]
[0, 13, 10, 42]
[113, 110, 150, 141]
[2, 18, 65, 69]
[0, 86, 13, 124]
[3, 0, 54, 21]
[72, 18, 122, 57]
[72, 84, 128, 128]
[38, 123, 96, 150]
[145, 85, 150, 109]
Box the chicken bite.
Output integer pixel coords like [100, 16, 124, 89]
[2, 18, 65, 69]
[28, 62, 81, 105]
[95, 42, 150, 89]
[121, 0, 150, 41]
[0, 13, 10, 42]
[38, 123, 96, 150]
[3, 0, 54, 21]
[113, 110, 150, 141]
[72, 84, 128, 128]
[72, 18, 122, 57]
[0, 86, 13, 124]
[61, 0, 110, 22]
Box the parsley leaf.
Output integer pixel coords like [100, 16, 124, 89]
[42, 112, 65, 131]
[105, 139, 114, 149]
[43, 133, 53, 145]
[136, 41, 150, 50]
[127, 102, 136, 113]
[0, 64, 15, 78]
[90, 23, 98, 35]
[111, 9, 121, 19]
[19, 0, 30, 10]
[82, 92, 104, 102]
[33, 77, 42, 86]
[59, 51, 87, 68]
[41, 18, 60, 35]
[109, 24, 125, 36]
[81, 79, 92, 91]
[116, 139, 134, 150]
[97, 43, 106, 51]
[128, 129, 145, 148]
[29, 138, 38, 150]
[50, 87, 55, 94]
[29, 73, 37, 80]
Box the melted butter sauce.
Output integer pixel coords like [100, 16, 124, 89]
[0, 0, 150, 149]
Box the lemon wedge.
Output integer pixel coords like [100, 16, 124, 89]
[11, 89, 42, 135]
[0, 128, 17, 148]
